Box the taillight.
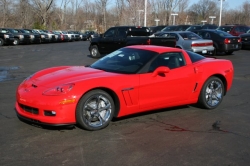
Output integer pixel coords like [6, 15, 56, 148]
[191, 42, 213, 47]
[147, 39, 151, 45]
[61, 34, 64, 40]
[224, 38, 231, 44]
[238, 38, 241, 43]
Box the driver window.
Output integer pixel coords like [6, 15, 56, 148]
[149, 52, 185, 72]
[104, 28, 115, 37]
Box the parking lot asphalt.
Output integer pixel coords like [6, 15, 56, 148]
[1, 42, 250, 166]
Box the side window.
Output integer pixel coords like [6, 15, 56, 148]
[117, 27, 127, 37]
[149, 52, 186, 72]
[104, 28, 116, 37]
[169, 33, 179, 41]
[204, 32, 211, 39]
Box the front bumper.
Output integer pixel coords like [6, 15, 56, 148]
[4, 38, 14, 45]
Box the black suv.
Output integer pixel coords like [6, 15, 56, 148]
[217, 24, 250, 36]
[186, 24, 218, 34]
[0, 28, 30, 45]
[0, 29, 14, 46]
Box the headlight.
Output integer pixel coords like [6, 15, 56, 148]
[41, 35, 45, 38]
[19, 35, 24, 38]
[4, 34, 9, 38]
[30, 35, 34, 38]
[43, 83, 75, 96]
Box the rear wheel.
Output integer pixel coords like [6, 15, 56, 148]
[212, 46, 217, 56]
[198, 76, 224, 109]
[76, 90, 115, 131]
[90, 45, 101, 58]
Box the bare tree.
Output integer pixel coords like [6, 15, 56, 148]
[188, 0, 218, 24]
[30, 0, 54, 28]
[95, 0, 109, 32]
[0, 0, 13, 27]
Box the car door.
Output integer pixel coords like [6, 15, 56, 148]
[99, 27, 117, 53]
[138, 52, 197, 111]
[114, 27, 128, 50]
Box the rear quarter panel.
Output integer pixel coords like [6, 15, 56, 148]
[193, 58, 234, 93]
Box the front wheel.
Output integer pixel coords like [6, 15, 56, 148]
[90, 45, 101, 58]
[13, 38, 20, 45]
[198, 77, 224, 109]
[0, 38, 4, 46]
[76, 90, 115, 131]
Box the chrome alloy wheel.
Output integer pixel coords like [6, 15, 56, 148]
[205, 80, 223, 107]
[91, 47, 98, 57]
[83, 94, 112, 128]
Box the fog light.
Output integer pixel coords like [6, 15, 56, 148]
[44, 110, 56, 116]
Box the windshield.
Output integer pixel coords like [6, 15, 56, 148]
[217, 26, 233, 32]
[90, 48, 157, 74]
[213, 30, 232, 36]
[186, 26, 202, 31]
[161, 26, 177, 32]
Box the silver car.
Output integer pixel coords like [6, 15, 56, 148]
[156, 31, 214, 55]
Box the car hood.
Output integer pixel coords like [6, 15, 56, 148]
[28, 66, 118, 87]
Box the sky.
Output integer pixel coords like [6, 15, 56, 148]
[105, 0, 248, 10]
[188, 0, 248, 9]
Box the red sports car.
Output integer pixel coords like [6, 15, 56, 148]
[15, 45, 234, 131]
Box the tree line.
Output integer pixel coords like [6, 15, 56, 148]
[1, 0, 250, 33]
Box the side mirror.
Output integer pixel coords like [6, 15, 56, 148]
[152, 66, 170, 77]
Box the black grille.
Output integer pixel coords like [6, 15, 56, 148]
[19, 103, 39, 114]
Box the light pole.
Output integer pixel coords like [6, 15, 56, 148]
[144, 0, 147, 27]
[171, 13, 178, 25]
[209, 16, 216, 24]
[154, 19, 160, 26]
[201, 20, 207, 25]
[137, 10, 144, 26]
[219, 0, 225, 26]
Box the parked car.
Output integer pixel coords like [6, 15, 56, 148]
[156, 31, 214, 55]
[149, 25, 166, 34]
[159, 25, 191, 32]
[53, 31, 69, 42]
[15, 45, 234, 131]
[217, 24, 250, 36]
[239, 29, 250, 49]
[0, 29, 14, 46]
[35, 29, 56, 42]
[84, 31, 98, 41]
[197, 29, 241, 55]
[68, 31, 81, 41]
[24, 29, 49, 43]
[89, 26, 176, 58]
[0, 28, 30, 45]
[186, 24, 218, 34]
[15, 29, 41, 44]
[60, 31, 74, 42]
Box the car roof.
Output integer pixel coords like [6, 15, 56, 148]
[126, 45, 181, 54]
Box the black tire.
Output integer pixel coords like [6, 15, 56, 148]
[13, 38, 20, 46]
[212, 47, 217, 56]
[90, 45, 101, 58]
[225, 51, 233, 55]
[198, 76, 224, 109]
[0, 38, 4, 46]
[76, 90, 115, 131]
